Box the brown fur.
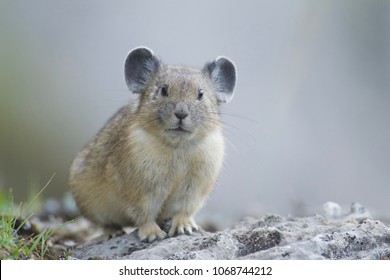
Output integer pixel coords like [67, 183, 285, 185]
[69, 48, 236, 242]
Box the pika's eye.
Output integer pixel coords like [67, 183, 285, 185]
[161, 84, 169, 96]
[197, 89, 204, 100]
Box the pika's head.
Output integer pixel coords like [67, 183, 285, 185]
[124, 47, 236, 145]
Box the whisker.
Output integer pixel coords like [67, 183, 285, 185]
[205, 109, 259, 124]
[201, 114, 258, 142]
[220, 112, 259, 124]
[224, 136, 240, 154]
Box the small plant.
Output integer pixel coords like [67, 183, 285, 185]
[0, 213, 20, 259]
[0, 173, 65, 259]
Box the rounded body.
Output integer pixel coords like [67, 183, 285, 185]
[69, 47, 236, 241]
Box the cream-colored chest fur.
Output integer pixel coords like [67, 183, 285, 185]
[128, 125, 225, 184]
[126, 125, 225, 219]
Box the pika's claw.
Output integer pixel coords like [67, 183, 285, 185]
[168, 214, 198, 237]
[138, 221, 167, 242]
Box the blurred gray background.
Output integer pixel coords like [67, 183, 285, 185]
[1, 0, 389, 226]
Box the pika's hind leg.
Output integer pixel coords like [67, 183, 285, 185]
[103, 226, 125, 239]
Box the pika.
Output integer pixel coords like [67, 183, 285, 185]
[69, 47, 236, 242]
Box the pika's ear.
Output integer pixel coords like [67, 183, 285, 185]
[124, 47, 160, 94]
[203, 56, 236, 103]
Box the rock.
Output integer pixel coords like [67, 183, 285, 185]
[42, 198, 63, 216]
[323, 201, 342, 219]
[73, 202, 390, 260]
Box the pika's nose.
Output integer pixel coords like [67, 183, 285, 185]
[175, 111, 188, 120]
[174, 102, 189, 120]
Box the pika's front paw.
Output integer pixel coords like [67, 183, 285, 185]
[138, 221, 167, 242]
[168, 214, 198, 237]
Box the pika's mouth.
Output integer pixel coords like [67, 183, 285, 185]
[166, 127, 191, 134]
[172, 127, 187, 132]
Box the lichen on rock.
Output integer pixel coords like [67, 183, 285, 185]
[73, 202, 390, 260]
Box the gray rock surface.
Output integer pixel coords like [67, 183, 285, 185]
[74, 202, 390, 260]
